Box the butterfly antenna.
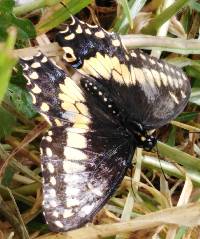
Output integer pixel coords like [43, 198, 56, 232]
[130, 165, 137, 198]
[155, 143, 168, 181]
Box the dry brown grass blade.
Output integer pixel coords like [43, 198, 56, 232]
[0, 121, 48, 177]
[14, 34, 200, 59]
[36, 203, 200, 239]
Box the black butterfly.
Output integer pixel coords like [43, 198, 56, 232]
[20, 17, 191, 232]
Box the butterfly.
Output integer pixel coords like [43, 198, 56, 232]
[20, 17, 191, 232]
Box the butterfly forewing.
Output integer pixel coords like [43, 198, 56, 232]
[20, 54, 135, 231]
[56, 17, 191, 129]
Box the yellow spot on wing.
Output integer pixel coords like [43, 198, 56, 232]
[160, 72, 168, 86]
[142, 68, 155, 88]
[105, 54, 114, 71]
[75, 102, 89, 116]
[31, 62, 41, 68]
[58, 93, 75, 103]
[112, 70, 124, 84]
[59, 78, 85, 102]
[121, 64, 131, 85]
[31, 84, 41, 94]
[134, 68, 146, 85]
[82, 59, 101, 78]
[61, 102, 79, 113]
[54, 118, 63, 126]
[151, 69, 161, 87]
[96, 52, 112, 74]
[87, 57, 110, 80]
[169, 91, 179, 104]
[168, 75, 174, 87]
[65, 33, 75, 40]
[112, 56, 121, 73]
[29, 72, 39, 80]
[75, 25, 83, 34]
[72, 122, 89, 130]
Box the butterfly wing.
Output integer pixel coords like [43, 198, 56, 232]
[20, 54, 135, 231]
[56, 18, 191, 129]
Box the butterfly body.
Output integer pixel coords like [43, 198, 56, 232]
[20, 17, 191, 232]
[81, 76, 157, 151]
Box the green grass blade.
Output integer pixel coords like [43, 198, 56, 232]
[36, 0, 92, 34]
[0, 27, 17, 103]
[142, 0, 190, 35]
[157, 141, 200, 170]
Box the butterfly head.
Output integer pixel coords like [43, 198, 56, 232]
[140, 135, 157, 151]
[125, 119, 157, 151]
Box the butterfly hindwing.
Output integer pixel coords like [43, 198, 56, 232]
[20, 54, 135, 231]
[56, 17, 191, 129]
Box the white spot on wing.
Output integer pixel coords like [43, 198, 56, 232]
[52, 211, 59, 218]
[169, 91, 179, 104]
[31, 62, 41, 68]
[41, 56, 48, 63]
[46, 147, 52, 157]
[49, 200, 57, 207]
[47, 162, 54, 173]
[65, 186, 80, 196]
[65, 33, 75, 40]
[54, 221, 64, 228]
[40, 102, 50, 112]
[95, 30, 105, 38]
[31, 84, 41, 94]
[63, 209, 74, 218]
[80, 203, 95, 215]
[64, 174, 81, 184]
[181, 90, 186, 98]
[63, 161, 85, 173]
[67, 132, 87, 149]
[64, 147, 87, 160]
[29, 71, 39, 80]
[50, 176, 56, 185]
[66, 198, 80, 207]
